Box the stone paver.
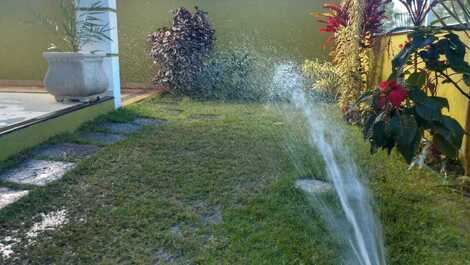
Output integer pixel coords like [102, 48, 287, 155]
[33, 143, 100, 161]
[295, 179, 333, 194]
[202, 208, 223, 225]
[0, 188, 29, 209]
[1, 160, 75, 186]
[166, 109, 184, 116]
[133, 118, 167, 126]
[79, 132, 127, 145]
[97, 122, 142, 135]
[189, 114, 223, 121]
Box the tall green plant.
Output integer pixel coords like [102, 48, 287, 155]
[36, 0, 111, 52]
[314, 0, 390, 115]
[358, 1, 468, 168]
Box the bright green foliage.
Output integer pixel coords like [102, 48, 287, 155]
[393, 30, 470, 88]
[193, 49, 265, 101]
[359, 28, 467, 164]
[302, 59, 342, 101]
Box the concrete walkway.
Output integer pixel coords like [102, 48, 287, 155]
[0, 93, 79, 128]
[0, 87, 159, 130]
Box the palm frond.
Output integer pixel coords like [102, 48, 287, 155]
[33, 0, 111, 51]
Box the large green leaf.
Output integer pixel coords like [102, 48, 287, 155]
[408, 88, 427, 104]
[368, 116, 396, 154]
[431, 115, 465, 159]
[440, 115, 465, 148]
[433, 134, 459, 158]
[396, 114, 421, 163]
[385, 115, 401, 137]
[443, 33, 467, 73]
[406, 72, 427, 90]
[372, 120, 388, 147]
[428, 96, 450, 110]
[464, 71, 470, 86]
[415, 104, 439, 122]
[433, 125, 455, 147]
[399, 115, 419, 145]
[392, 48, 413, 72]
[392, 31, 434, 71]
[415, 96, 449, 122]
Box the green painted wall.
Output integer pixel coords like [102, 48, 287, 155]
[0, 0, 328, 83]
[0, 0, 61, 81]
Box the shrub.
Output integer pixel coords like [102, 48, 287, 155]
[302, 59, 342, 101]
[194, 49, 266, 101]
[357, 1, 470, 171]
[314, 0, 390, 112]
[148, 7, 215, 95]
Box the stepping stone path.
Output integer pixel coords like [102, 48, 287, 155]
[97, 122, 142, 135]
[1, 160, 75, 186]
[189, 114, 223, 121]
[79, 132, 127, 145]
[295, 179, 333, 194]
[0, 188, 29, 209]
[166, 109, 184, 116]
[133, 118, 167, 126]
[0, 117, 167, 210]
[33, 143, 100, 161]
[202, 206, 223, 225]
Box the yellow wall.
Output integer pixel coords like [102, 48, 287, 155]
[377, 32, 470, 169]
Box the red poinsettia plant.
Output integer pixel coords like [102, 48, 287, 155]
[355, 1, 469, 170]
[377, 80, 408, 109]
[358, 72, 464, 165]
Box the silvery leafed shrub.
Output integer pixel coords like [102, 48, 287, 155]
[194, 49, 265, 101]
[148, 7, 215, 95]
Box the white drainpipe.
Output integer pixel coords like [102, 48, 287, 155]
[76, 0, 122, 108]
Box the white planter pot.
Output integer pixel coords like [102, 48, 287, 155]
[43, 52, 109, 102]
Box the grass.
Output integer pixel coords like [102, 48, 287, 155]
[0, 95, 469, 264]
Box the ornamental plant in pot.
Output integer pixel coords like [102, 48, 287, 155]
[38, 0, 111, 102]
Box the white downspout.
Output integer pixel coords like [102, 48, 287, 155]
[76, 0, 122, 109]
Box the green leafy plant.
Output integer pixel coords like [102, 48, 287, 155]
[356, 0, 470, 168]
[193, 49, 265, 100]
[313, 0, 390, 115]
[36, 0, 112, 52]
[393, 29, 470, 98]
[359, 28, 467, 164]
[302, 59, 342, 101]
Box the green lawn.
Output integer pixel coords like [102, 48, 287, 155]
[1, 96, 469, 265]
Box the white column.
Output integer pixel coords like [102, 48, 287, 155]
[76, 0, 122, 108]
